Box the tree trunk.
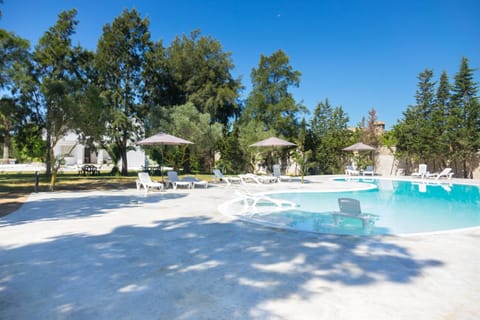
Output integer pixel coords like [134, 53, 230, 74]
[2, 115, 10, 164]
[2, 141, 9, 164]
[45, 134, 52, 178]
[183, 147, 190, 174]
[49, 170, 57, 192]
[49, 156, 62, 191]
[120, 148, 128, 176]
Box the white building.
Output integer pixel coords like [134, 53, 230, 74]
[54, 132, 145, 170]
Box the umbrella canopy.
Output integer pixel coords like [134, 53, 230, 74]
[250, 137, 296, 173]
[137, 132, 193, 181]
[250, 137, 296, 147]
[342, 142, 375, 152]
[137, 132, 193, 146]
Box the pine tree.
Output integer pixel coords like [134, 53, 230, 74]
[242, 49, 305, 139]
[450, 57, 480, 178]
[310, 99, 352, 174]
[433, 71, 451, 167]
[415, 69, 437, 162]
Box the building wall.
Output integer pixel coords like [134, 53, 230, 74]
[54, 132, 145, 170]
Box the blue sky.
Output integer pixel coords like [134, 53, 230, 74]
[2, 0, 479, 128]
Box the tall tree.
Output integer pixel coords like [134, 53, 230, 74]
[433, 70, 451, 166]
[415, 69, 437, 162]
[393, 69, 437, 168]
[0, 29, 31, 163]
[143, 40, 173, 109]
[33, 9, 92, 188]
[242, 49, 305, 139]
[169, 103, 223, 172]
[310, 99, 352, 174]
[95, 9, 152, 175]
[216, 126, 246, 174]
[450, 57, 480, 178]
[160, 30, 242, 125]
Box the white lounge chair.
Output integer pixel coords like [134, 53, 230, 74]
[332, 197, 378, 229]
[236, 190, 297, 213]
[212, 169, 241, 185]
[411, 164, 428, 178]
[427, 168, 453, 180]
[238, 173, 277, 184]
[345, 165, 360, 176]
[181, 176, 208, 188]
[136, 172, 164, 194]
[362, 165, 375, 176]
[273, 164, 291, 182]
[167, 171, 193, 190]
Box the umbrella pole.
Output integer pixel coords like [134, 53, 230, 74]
[271, 147, 274, 174]
[160, 145, 165, 182]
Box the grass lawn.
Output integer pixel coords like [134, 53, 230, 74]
[0, 171, 213, 217]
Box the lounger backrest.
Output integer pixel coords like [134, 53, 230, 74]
[213, 169, 223, 178]
[338, 198, 361, 215]
[440, 168, 451, 175]
[365, 165, 374, 171]
[138, 172, 152, 184]
[167, 171, 180, 182]
[418, 164, 427, 174]
[273, 164, 281, 177]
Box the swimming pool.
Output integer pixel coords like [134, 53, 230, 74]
[224, 178, 480, 236]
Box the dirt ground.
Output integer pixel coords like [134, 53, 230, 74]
[0, 192, 29, 217]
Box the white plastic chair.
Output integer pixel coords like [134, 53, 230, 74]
[273, 164, 291, 182]
[332, 198, 378, 229]
[411, 164, 428, 178]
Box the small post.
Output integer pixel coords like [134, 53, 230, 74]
[34, 171, 39, 193]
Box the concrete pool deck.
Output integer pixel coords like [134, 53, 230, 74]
[1, 176, 479, 319]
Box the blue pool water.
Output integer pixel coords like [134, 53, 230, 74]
[241, 179, 480, 235]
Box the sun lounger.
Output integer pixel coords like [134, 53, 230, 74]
[136, 172, 164, 194]
[238, 173, 278, 184]
[332, 197, 378, 229]
[273, 164, 291, 182]
[426, 168, 453, 180]
[362, 165, 376, 176]
[212, 169, 241, 185]
[167, 171, 193, 190]
[181, 176, 208, 188]
[236, 190, 297, 212]
[411, 164, 428, 178]
[345, 165, 360, 176]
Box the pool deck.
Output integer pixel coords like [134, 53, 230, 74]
[1, 175, 479, 319]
